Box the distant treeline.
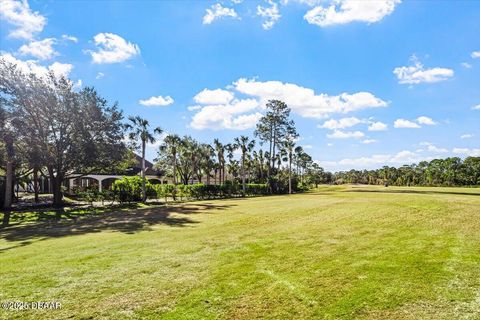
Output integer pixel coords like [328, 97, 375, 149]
[329, 157, 480, 187]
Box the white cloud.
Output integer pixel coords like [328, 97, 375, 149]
[190, 98, 262, 130]
[0, 53, 73, 78]
[460, 134, 473, 139]
[417, 116, 436, 125]
[96, 72, 104, 79]
[203, 3, 238, 25]
[419, 142, 448, 153]
[471, 51, 480, 59]
[333, 150, 437, 170]
[187, 105, 202, 111]
[257, 0, 281, 30]
[452, 148, 480, 157]
[393, 55, 454, 84]
[304, 0, 400, 27]
[0, 0, 46, 39]
[139, 95, 174, 107]
[461, 62, 472, 69]
[194, 88, 234, 105]
[89, 33, 140, 64]
[472, 104, 480, 110]
[302, 144, 313, 149]
[327, 130, 364, 139]
[368, 121, 388, 131]
[234, 78, 387, 118]
[362, 139, 377, 144]
[319, 117, 363, 129]
[18, 38, 58, 60]
[394, 119, 421, 128]
[61, 34, 78, 43]
[73, 79, 82, 90]
[48, 61, 73, 78]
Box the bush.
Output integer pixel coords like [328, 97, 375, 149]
[107, 177, 270, 204]
[153, 184, 177, 202]
[111, 176, 155, 203]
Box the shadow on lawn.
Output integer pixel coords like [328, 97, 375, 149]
[344, 188, 480, 197]
[0, 203, 234, 250]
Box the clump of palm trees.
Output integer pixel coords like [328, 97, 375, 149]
[154, 100, 319, 195]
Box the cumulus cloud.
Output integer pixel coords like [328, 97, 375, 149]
[471, 51, 480, 59]
[88, 33, 140, 64]
[327, 130, 364, 139]
[189, 78, 387, 130]
[0, 52, 73, 78]
[335, 150, 430, 169]
[234, 78, 387, 118]
[416, 116, 436, 125]
[419, 142, 448, 153]
[203, 3, 238, 25]
[460, 134, 473, 139]
[304, 0, 400, 27]
[48, 61, 73, 78]
[368, 121, 388, 131]
[319, 117, 363, 129]
[139, 95, 174, 107]
[452, 148, 480, 157]
[61, 34, 78, 43]
[257, 0, 281, 30]
[394, 119, 421, 129]
[362, 139, 377, 144]
[96, 72, 104, 79]
[461, 62, 472, 69]
[18, 38, 58, 60]
[393, 55, 453, 84]
[0, 0, 47, 39]
[190, 98, 262, 130]
[472, 104, 480, 110]
[194, 88, 234, 105]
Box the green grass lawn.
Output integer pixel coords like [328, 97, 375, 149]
[1, 185, 479, 319]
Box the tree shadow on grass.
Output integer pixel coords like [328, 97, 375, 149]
[343, 188, 480, 197]
[0, 203, 235, 251]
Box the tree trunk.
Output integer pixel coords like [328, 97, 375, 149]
[241, 154, 246, 196]
[2, 160, 13, 226]
[288, 153, 292, 194]
[48, 166, 64, 208]
[33, 167, 39, 203]
[173, 153, 177, 185]
[142, 139, 147, 203]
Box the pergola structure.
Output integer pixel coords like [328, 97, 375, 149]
[37, 155, 170, 194]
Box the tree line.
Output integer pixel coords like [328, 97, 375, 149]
[331, 157, 480, 187]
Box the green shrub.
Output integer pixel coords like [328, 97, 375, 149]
[112, 176, 155, 203]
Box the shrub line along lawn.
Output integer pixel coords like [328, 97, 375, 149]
[0, 185, 479, 319]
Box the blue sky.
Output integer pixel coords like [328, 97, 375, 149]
[1, 0, 479, 171]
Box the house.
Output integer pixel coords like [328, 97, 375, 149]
[38, 154, 170, 194]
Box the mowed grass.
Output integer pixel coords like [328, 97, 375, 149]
[1, 186, 479, 319]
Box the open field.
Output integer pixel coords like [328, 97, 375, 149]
[1, 185, 479, 319]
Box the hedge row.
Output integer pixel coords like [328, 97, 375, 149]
[74, 176, 269, 204]
[153, 182, 269, 202]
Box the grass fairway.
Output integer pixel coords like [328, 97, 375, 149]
[1, 186, 479, 319]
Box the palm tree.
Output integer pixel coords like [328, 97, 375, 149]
[233, 135, 255, 196]
[224, 143, 235, 182]
[126, 116, 162, 203]
[199, 143, 216, 184]
[159, 134, 181, 185]
[283, 140, 295, 194]
[214, 138, 225, 184]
